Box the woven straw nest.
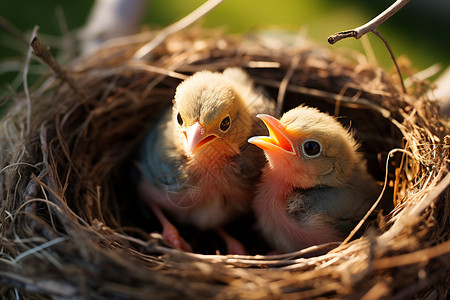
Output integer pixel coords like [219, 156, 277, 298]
[1, 28, 449, 299]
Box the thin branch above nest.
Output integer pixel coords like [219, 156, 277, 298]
[327, 0, 410, 94]
[133, 0, 224, 60]
[327, 0, 410, 44]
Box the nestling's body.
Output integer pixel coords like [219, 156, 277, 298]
[139, 68, 274, 253]
[249, 106, 379, 253]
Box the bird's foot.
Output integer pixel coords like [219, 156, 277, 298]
[216, 228, 247, 255]
[163, 223, 192, 252]
[225, 238, 248, 255]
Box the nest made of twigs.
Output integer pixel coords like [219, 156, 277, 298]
[1, 28, 449, 299]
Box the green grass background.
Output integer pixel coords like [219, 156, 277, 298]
[0, 0, 449, 92]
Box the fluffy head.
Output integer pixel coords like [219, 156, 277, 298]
[249, 106, 361, 189]
[173, 70, 253, 158]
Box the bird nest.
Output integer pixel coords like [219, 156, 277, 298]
[1, 28, 449, 299]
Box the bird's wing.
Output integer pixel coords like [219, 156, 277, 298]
[287, 185, 376, 236]
[139, 109, 188, 193]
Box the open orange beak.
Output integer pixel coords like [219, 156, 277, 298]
[184, 122, 217, 154]
[248, 114, 296, 155]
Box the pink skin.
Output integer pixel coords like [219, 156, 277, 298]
[141, 180, 248, 254]
[254, 169, 341, 252]
[216, 228, 248, 255]
[148, 200, 192, 252]
[184, 121, 248, 254]
[249, 114, 342, 252]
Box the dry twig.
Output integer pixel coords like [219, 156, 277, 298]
[372, 240, 450, 270]
[23, 26, 39, 136]
[30, 36, 86, 100]
[327, 0, 410, 93]
[133, 0, 224, 60]
[327, 0, 410, 44]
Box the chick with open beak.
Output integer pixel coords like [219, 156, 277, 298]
[249, 106, 379, 253]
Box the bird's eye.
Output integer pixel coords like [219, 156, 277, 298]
[177, 112, 183, 126]
[220, 116, 231, 132]
[302, 139, 322, 158]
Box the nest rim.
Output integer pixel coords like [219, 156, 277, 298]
[1, 28, 449, 299]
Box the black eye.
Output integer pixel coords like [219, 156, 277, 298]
[302, 139, 322, 158]
[220, 116, 231, 132]
[177, 112, 183, 126]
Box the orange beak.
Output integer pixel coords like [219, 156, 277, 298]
[184, 122, 217, 154]
[248, 114, 296, 155]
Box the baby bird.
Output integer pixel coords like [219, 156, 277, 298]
[248, 106, 379, 253]
[139, 68, 274, 253]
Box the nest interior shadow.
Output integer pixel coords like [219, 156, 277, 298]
[1, 29, 449, 299]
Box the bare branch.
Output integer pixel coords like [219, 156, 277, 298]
[24, 26, 39, 136]
[30, 36, 85, 100]
[133, 0, 224, 61]
[372, 30, 406, 93]
[327, 0, 410, 94]
[327, 0, 410, 44]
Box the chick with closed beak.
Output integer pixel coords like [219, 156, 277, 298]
[139, 68, 275, 253]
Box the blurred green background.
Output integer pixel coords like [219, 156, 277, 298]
[0, 0, 449, 93]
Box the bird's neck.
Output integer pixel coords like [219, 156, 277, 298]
[185, 144, 238, 175]
[260, 166, 293, 205]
